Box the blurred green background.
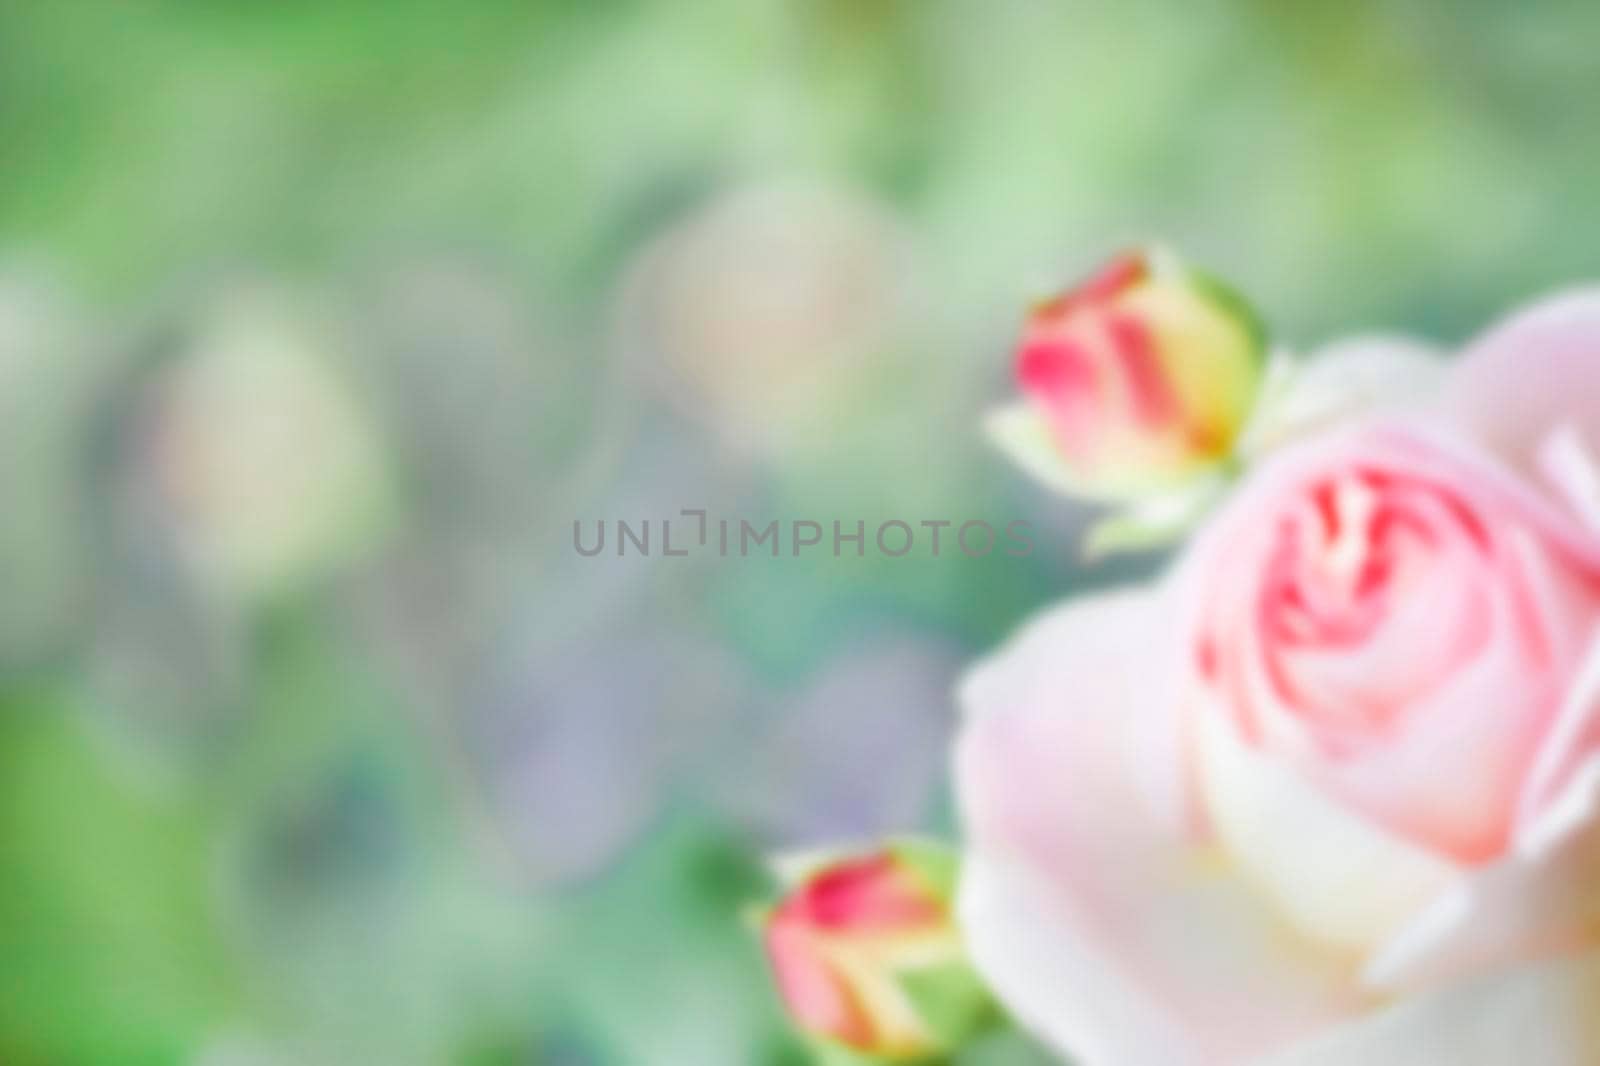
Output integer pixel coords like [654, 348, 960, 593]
[2, 1, 1599, 1062]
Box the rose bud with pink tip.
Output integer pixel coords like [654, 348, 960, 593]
[759, 841, 991, 1061]
[988, 249, 1266, 547]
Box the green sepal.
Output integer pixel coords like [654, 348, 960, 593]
[899, 962, 999, 1052]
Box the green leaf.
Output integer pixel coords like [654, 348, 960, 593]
[0, 689, 238, 1063]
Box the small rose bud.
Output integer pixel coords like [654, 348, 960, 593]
[988, 247, 1266, 501]
[760, 841, 989, 1060]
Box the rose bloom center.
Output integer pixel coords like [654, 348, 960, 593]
[1191, 447, 1600, 864]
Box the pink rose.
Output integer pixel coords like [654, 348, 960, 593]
[957, 291, 1600, 1064]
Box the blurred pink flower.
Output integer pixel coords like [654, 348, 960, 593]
[956, 290, 1600, 1063]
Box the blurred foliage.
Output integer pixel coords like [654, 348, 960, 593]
[2, 0, 1600, 1062]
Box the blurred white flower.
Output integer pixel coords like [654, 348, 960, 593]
[138, 284, 392, 603]
[617, 180, 919, 460]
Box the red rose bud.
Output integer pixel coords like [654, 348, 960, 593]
[760, 841, 989, 1060]
[989, 247, 1266, 502]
